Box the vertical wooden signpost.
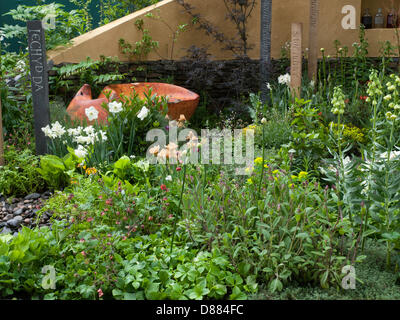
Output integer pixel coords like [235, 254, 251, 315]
[27, 20, 50, 155]
[290, 23, 303, 98]
[308, 0, 319, 81]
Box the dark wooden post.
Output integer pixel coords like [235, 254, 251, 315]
[27, 20, 50, 155]
[260, 0, 272, 104]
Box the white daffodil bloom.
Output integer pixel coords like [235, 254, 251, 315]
[84, 126, 95, 136]
[85, 106, 99, 122]
[137, 106, 150, 120]
[74, 145, 88, 159]
[109, 101, 123, 114]
[278, 73, 291, 86]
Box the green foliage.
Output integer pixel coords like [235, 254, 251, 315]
[0, 52, 33, 137]
[36, 153, 78, 190]
[288, 98, 329, 173]
[179, 149, 363, 293]
[98, 0, 160, 26]
[0, 147, 45, 197]
[119, 19, 159, 61]
[1, 3, 91, 51]
[50, 56, 127, 97]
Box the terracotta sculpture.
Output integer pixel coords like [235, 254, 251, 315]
[66, 83, 200, 124]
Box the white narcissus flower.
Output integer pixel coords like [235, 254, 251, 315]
[266, 82, 272, 90]
[51, 121, 66, 138]
[261, 118, 267, 124]
[75, 135, 94, 145]
[41, 125, 52, 138]
[42, 122, 65, 139]
[165, 175, 172, 181]
[84, 126, 95, 136]
[278, 73, 291, 86]
[74, 145, 88, 159]
[108, 101, 123, 114]
[67, 127, 82, 137]
[137, 106, 149, 120]
[99, 130, 107, 142]
[85, 106, 99, 122]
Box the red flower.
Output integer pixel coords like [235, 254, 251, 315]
[176, 167, 182, 172]
[81, 251, 86, 257]
[106, 198, 113, 205]
[318, 112, 322, 116]
[97, 288, 104, 298]
[161, 184, 167, 191]
[360, 96, 368, 101]
[148, 216, 153, 221]
[87, 217, 93, 222]
[344, 99, 349, 104]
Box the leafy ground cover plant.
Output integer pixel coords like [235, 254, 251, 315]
[0, 147, 45, 197]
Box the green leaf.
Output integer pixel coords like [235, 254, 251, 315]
[269, 278, 283, 293]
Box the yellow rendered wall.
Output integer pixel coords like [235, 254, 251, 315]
[48, 0, 398, 64]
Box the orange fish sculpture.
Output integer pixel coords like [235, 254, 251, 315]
[66, 83, 200, 125]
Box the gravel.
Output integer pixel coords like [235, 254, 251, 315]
[0, 192, 54, 236]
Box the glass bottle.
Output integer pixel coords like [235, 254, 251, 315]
[375, 8, 384, 28]
[361, 8, 373, 29]
[387, 9, 398, 28]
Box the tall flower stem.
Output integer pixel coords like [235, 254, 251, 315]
[257, 123, 266, 202]
[361, 96, 380, 252]
[170, 164, 187, 255]
[384, 120, 395, 269]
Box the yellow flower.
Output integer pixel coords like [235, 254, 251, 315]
[254, 157, 263, 165]
[245, 167, 254, 174]
[289, 183, 295, 189]
[85, 167, 97, 175]
[272, 169, 279, 175]
[291, 175, 297, 179]
[264, 164, 269, 169]
[298, 171, 308, 179]
[247, 178, 253, 184]
[243, 125, 257, 134]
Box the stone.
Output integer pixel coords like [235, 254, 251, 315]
[7, 216, 23, 228]
[24, 218, 31, 224]
[13, 208, 24, 215]
[24, 193, 41, 200]
[4, 214, 13, 221]
[1, 227, 12, 234]
[41, 191, 52, 198]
